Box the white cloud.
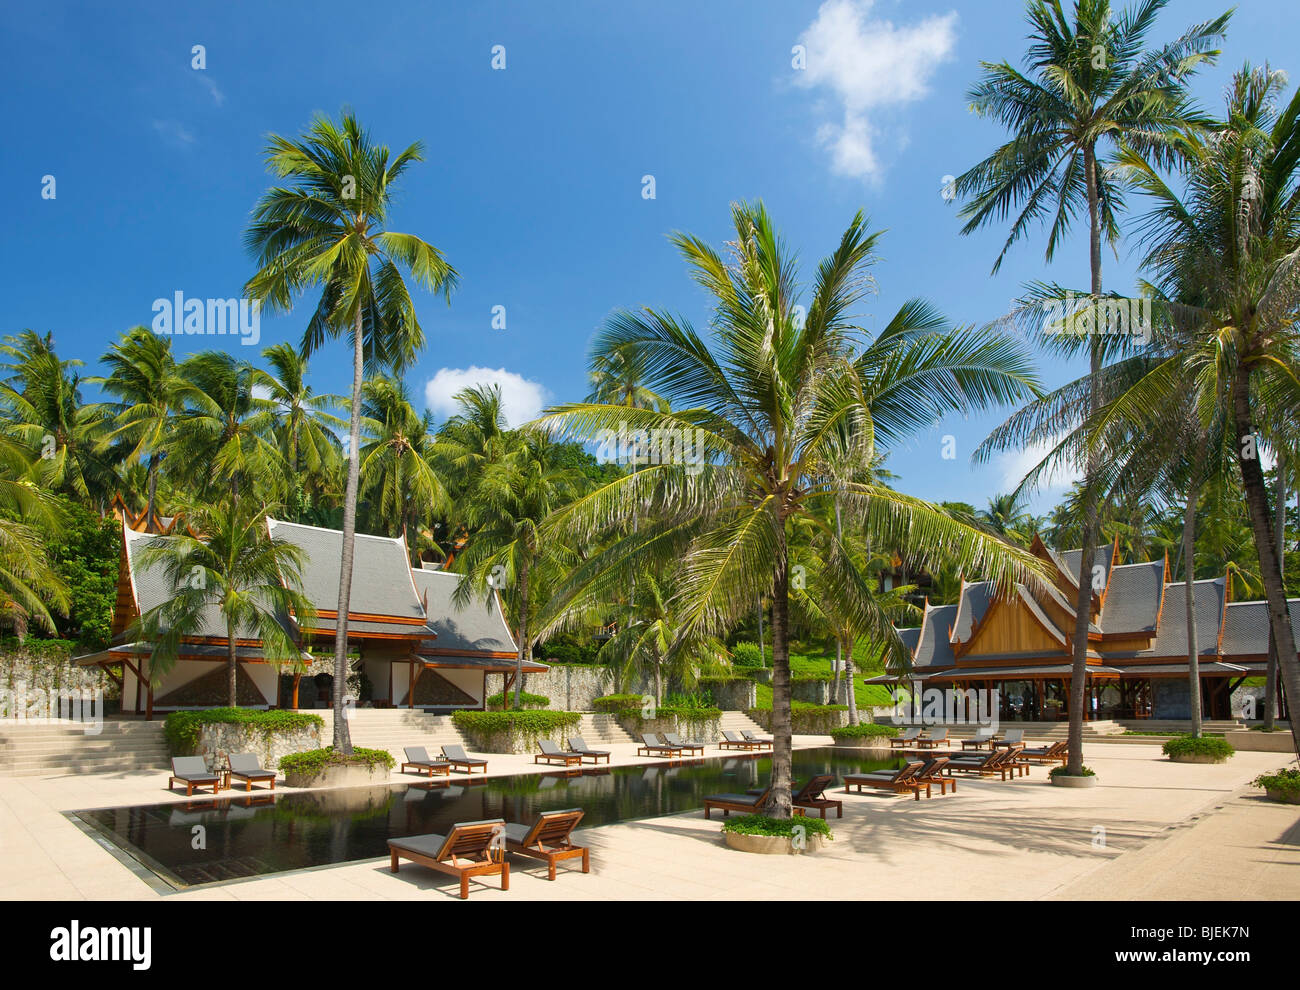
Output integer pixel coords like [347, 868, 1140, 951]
[194, 74, 225, 106]
[994, 434, 1082, 495]
[794, 0, 958, 182]
[423, 366, 549, 427]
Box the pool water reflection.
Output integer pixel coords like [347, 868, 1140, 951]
[74, 747, 902, 888]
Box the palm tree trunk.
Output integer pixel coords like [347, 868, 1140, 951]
[146, 453, 159, 533]
[330, 311, 365, 754]
[1264, 452, 1286, 729]
[1231, 372, 1300, 756]
[768, 526, 793, 818]
[227, 619, 238, 708]
[844, 636, 859, 726]
[757, 599, 765, 665]
[513, 557, 529, 709]
[832, 500, 844, 704]
[1066, 142, 1105, 776]
[1182, 473, 1202, 737]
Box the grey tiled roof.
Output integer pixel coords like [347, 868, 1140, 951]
[1058, 544, 1113, 589]
[302, 617, 439, 638]
[410, 569, 519, 656]
[951, 581, 995, 643]
[267, 519, 424, 620]
[897, 627, 922, 654]
[910, 602, 958, 668]
[1136, 578, 1226, 658]
[1219, 600, 1300, 657]
[1099, 560, 1166, 634]
[122, 527, 269, 640]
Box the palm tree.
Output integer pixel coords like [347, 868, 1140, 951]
[89, 327, 185, 528]
[956, 0, 1230, 772]
[0, 331, 116, 505]
[452, 427, 586, 708]
[538, 202, 1044, 816]
[253, 342, 345, 517]
[1103, 66, 1300, 752]
[357, 376, 450, 552]
[0, 435, 68, 635]
[244, 110, 458, 752]
[979, 491, 1033, 545]
[132, 501, 315, 709]
[597, 569, 726, 705]
[166, 351, 281, 507]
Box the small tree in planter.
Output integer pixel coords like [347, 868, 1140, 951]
[721, 813, 833, 855]
[1162, 735, 1234, 764]
[278, 745, 395, 787]
[1252, 768, 1300, 805]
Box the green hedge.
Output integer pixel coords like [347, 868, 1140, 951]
[164, 707, 324, 754]
[278, 745, 394, 774]
[1162, 735, 1235, 759]
[721, 813, 833, 840]
[830, 722, 898, 739]
[452, 710, 583, 735]
[1049, 764, 1095, 777]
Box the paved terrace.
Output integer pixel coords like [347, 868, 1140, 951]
[0, 738, 1296, 901]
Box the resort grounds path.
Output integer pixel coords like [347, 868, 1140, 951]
[0, 739, 1296, 901]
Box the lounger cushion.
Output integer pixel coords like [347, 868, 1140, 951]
[706, 793, 762, 804]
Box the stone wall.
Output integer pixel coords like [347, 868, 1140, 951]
[186, 720, 324, 771]
[614, 712, 723, 742]
[746, 706, 849, 735]
[520, 665, 614, 712]
[1, 645, 108, 708]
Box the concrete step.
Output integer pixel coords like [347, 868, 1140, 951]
[573, 714, 636, 745]
[717, 711, 772, 737]
[0, 719, 169, 776]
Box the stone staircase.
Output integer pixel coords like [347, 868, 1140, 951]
[718, 711, 773, 738]
[572, 713, 636, 745]
[0, 719, 169, 777]
[316, 708, 469, 759]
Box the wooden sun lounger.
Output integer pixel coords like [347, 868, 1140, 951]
[917, 756, 955, 794]
[742, 731, 773, 749]
[388, 819, 508, 899]
[889, 728, 922, 749]
[567, 736, 611, 764]
[1019, 741, 1069, 765]
[704, 786, 770, 819]
[915, 728, 949, 749]
[992, 729, 1025, 749]
[535, 740, 584, 767]
[227, 752, 276, 791]
[960, 728, 998, 750]
[843, 761, 930, 800]
[946, 744, 1026, 780]
[441, 744, 489, 775]
[720, 730, 761, 751]
[750, 774, 842, 818]
[662, 732, 705, 755]
[637, 733, 684, 757]
[168, 756, 221, 796]
[502, 808, 590, 881]
[402, 746, 453, 777]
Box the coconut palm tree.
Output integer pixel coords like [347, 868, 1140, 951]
[166, 351, 281, 508]
[89, 327, 186, 528]
[357, 376, 450, 553]
[956, 0, 1230, 772]
[1102, 65, 1300, 752]
[244, 110, 458, 752]
[979, 491, 1034, 545]
[451, 427, 586, 708]
[0, 435, 68, 635]
[0, 331, 116, 506]
[253, 342, 345, 516]
[537, 202, 1044, 816]
[131, 500, 316, 708]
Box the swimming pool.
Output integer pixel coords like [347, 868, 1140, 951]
[73, 747, 901, 888]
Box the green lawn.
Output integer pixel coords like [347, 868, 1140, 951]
[750, 652, 895, 711]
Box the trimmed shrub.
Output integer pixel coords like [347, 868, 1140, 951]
[592, 694, 646, 714]
[1049, 764, 1096, 777]
[278, 745, 395, 774]
[1252, 768, 1300, 794]
[1162, 735, 1235, 760]
[720, 813, 832, 840]
[453, 709, 583, 754]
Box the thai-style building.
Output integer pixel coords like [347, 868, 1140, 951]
[74, 502, 544, 717]
[871, 535, 1299, 722]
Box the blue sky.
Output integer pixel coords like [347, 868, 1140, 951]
[3, 0, 1295, 513]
